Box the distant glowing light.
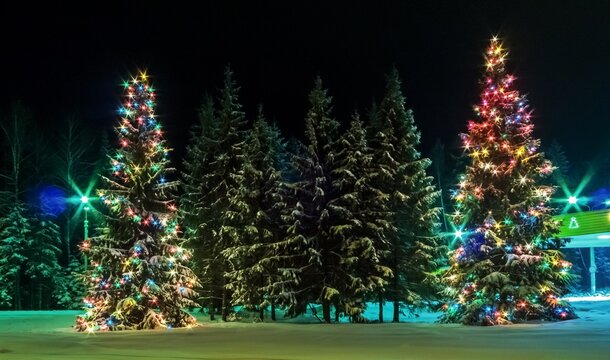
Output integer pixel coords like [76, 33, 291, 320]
[81, 196, 90, 204]
[568, 196, 578, 204]
[455, 230, 463, 238]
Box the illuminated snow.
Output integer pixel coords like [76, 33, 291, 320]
[1, 301, 609, 359]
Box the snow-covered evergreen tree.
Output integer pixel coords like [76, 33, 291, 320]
[26, 215, 62, 309]
[277, 77, 341, 322]
[77, 72, 199, 331]
[181, 96, 223, 320]
[53, 256, 85, 309]
[183, 67, 248, 321]
[329, 114, 392, 321]
[222, 108, 288, 320]
[0, 202, 30, 309]
[370, 68, 443, 322]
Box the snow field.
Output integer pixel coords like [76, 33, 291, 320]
[0, 301, 609, 360]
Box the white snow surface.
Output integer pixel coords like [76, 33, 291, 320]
[1, 301, 609, 359]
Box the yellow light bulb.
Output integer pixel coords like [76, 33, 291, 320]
[516, 147, 525, 157]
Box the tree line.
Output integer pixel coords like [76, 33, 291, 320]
[0, 66, 445, 322]
[181, 67, 443, 323]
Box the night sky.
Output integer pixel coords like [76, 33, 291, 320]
[2, 1, 609, 167]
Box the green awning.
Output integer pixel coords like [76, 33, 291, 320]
[553, 209, 610, 248]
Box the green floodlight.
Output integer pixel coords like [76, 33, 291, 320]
[81, 195, 89, 204]
[446, 221, 469, 249]
[557, 170, 594, 214]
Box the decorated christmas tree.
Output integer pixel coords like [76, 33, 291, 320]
[442, 38, 576, 325]
[76, 72, 199, 331]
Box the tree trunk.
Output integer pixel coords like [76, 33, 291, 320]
[221, 287, 229, 322]
[38, 282, 43, 310]
[65, 217, 71, 262]
[322, 300, 331, 323]
[335, 306, 340, 323]
[393, 300, 400, 323]
[14, 270, 21, 310]
[29, 283, 35, 310]
[271, 301, 276, 321]
[259, 306, 264, 321]
[378, 293, 383, 323]
[209, 300, 215, 321]
[392, 251, 400, 323]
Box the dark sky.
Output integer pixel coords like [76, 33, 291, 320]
[2, 1, 610, 165]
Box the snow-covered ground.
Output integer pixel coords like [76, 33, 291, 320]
[563, 289, 610, 302]
[1, 301, 610, 360]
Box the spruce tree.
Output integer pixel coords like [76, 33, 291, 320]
[27, 215, 62, 309]
[181, 96, 222, 320]
[329, 114, 392, 321]
[53, 256, 85, 309]
[277, 77, 341, 322]
[77, 72, 199, 331]
[0, 202, 30, 309]
[222, 108, 287, 320]
[183, 67, 248, 322]
[212, 67, 249, 322]
[370, 68, 442, 322]
[442, 38, 576, 325]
